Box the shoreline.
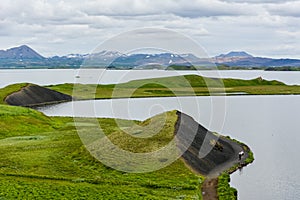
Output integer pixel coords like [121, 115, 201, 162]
[175, 111, 253, 177]
[2, 82, 255, 199]
[174, 111, 254, 199]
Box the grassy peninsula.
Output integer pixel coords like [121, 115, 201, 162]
[0, 106, 204, 199]
[0, 103, 254, 199]
[46, 75, 300, 100]
[0, 75, 263, 199]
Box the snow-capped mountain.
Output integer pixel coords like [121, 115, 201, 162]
[0, 45, 44, 60]
[1, 45, 300, 69]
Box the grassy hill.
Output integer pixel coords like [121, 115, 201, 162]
[46, 75, 300, 100]
[0, 105, 202, 199]
[1, 75, 299, 103]
[0, 83, 28, 104]
[0, 74, 269, 199]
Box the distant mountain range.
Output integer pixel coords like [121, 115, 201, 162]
[0, 45, 44, 60]
[213, 51, 300, 69]
[1, 45, 300, 69]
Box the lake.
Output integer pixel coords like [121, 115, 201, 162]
[37, 95, 300, 200]
[1, 69, 300, 89]
[3, 69, 300, 199]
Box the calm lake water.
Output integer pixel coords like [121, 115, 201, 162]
[2, 69, 300, 199]
[37, 95, 300, 200]
[1, 69, 300, 88]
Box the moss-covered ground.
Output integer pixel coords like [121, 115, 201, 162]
[46, 75, 300, 100]
[0, 74, 266, 199]
[0, 105, 203, 199]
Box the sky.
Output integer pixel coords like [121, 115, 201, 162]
[1, 0, 300, 58]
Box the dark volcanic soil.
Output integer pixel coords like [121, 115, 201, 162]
[5, 84, 72, 107]
[175, 111, 248, 178]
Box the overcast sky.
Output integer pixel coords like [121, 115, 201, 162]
[1, 0, 300, 58]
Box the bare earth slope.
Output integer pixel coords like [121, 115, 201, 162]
[175, 111, 248, 177]
[5, 84, 72, 107]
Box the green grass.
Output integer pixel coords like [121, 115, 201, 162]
[45, 75, 300, 100]
[0, 104, 59, 139]
[0, 74, 264, 199]
[244, 149, 254, 164]
[0, 105, 203, 199]
[0, 175, 201, 200]
[1, 75, 299, 103]
[0, 83, 28, 104]
[217, 173, 237, 200]
[104, 111, 177, 153]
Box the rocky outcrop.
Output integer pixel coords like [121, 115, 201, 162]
[175, 111, 246, 177]
[5, 84, 72, 107]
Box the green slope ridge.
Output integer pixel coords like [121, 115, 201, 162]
[0, 105, 202, 199]
[46, 74, 300, 99]
[1, 75, 299, 103]
[0, 83, 28, 104]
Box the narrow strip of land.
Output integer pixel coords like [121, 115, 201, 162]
[202, 178, 218, 200]
[1, 75, 300, 105]
[45, 74, 300, 100]
[0, 75, 258, 199]
[175, 111, 253, 199]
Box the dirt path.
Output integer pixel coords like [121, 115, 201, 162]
[202, 178, 218, 200]
[206, 139, 249, 178]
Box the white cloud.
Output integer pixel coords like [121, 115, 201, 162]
[0, 0, 299, 58]
[276, 30, 300, 38]
[81, 0, 264, 18]
[266, 1, 300, 17]
[222, 0, 298, 3]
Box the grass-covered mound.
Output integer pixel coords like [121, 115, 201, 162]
[47, 74, 300, 99]
[1, 75, 299, 105]
[0, 83, 28, 104]
[0, 105, 203, 199]
[0, 105, 57, 139]
[0, 77, 259, 199]
[5, 84, 72, 107]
